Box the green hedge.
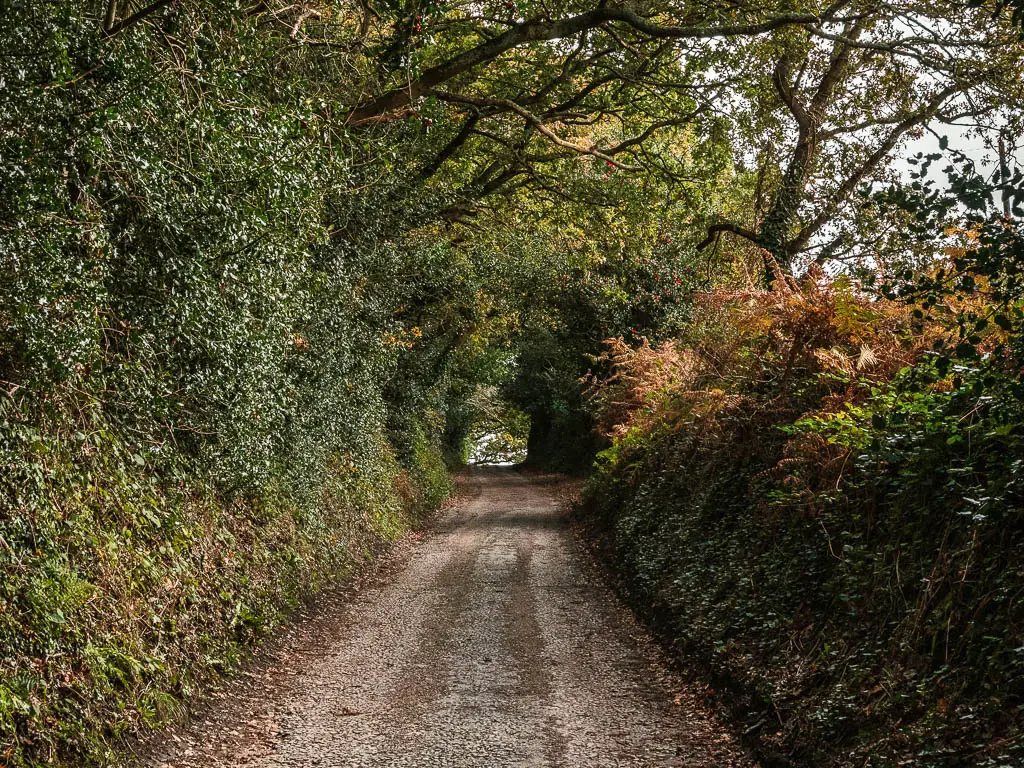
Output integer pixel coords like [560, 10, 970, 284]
[0, 5, 462, 765]
[0, 390, 452, 766]
[583, 374, 1024, 767]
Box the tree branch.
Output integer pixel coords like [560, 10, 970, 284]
[290, 7, 322, 41]
[102, 0, 175, 37]
[696, 222, 760, 250]
[348, 6, 835, 123]
[103, 0, 119, 31]
[427, 90, 640, 169]
[604, 112, 703, 156]
[773, 56, 812, 132]
[810, 19, 863, 119]
[789, 84, 962, 252]
[417, 112, 481, 182]
[441, 165, 528, 222]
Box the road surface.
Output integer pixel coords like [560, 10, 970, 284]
[145, 467, 753, 768]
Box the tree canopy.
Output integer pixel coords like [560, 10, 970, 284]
[1, 1, 1023, 765]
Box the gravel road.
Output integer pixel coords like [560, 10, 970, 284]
[145, 467, 754, 768]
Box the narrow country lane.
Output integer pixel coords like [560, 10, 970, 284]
[145, 468, 754, 768]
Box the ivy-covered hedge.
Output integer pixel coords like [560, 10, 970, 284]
[581, 276, 1024, 767]
[0, 5, 461, 765]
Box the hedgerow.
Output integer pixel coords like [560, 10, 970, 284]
[0, 5, 459, 765]
[582, 250, 1024, 764]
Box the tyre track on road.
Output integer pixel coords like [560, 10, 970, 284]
[146, 468, 754, 768]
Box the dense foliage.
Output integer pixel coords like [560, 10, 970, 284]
[581, 172, 1024, 765]
[0, 4, 464, 764]
[1, 0, 1022, 765]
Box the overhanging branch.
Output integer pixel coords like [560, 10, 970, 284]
[347, 5, 838, 123]
[427, 90, 640, 170]
[697, 222, 759, 251]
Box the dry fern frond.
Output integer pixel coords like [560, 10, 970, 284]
[856, 344, 879, 370]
